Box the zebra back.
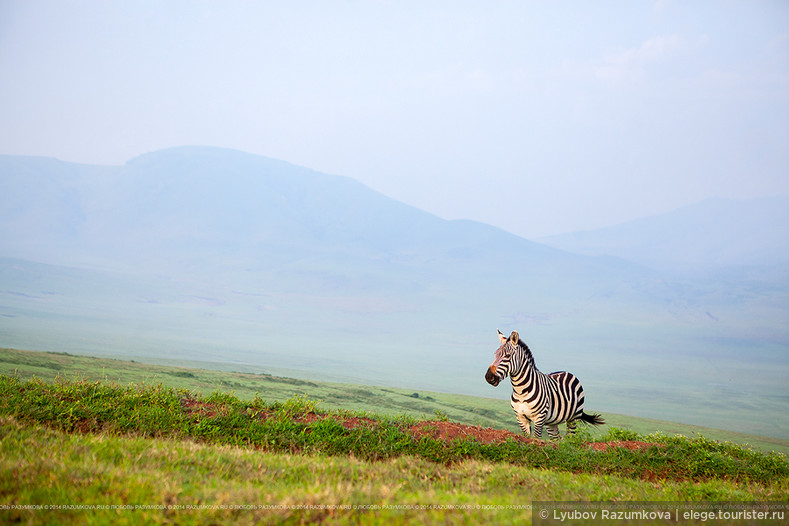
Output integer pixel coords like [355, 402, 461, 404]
[546, 371, 585, 422]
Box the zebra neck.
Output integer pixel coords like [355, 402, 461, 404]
[510, 349, 538, 394]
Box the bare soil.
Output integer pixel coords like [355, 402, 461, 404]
[586, 440, 663, 452]
[407, 420, 538, 445]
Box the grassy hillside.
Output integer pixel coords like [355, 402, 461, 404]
[1, 373, 787, 525]
[1, 348, 787, 455]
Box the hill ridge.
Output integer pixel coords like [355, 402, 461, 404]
[540, 195, 789, 273]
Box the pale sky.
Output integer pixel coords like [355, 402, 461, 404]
[1, 0, 787, 238]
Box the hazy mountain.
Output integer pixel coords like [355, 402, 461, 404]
[1, 147, 787, 438]
[540, 197, 789, 276]
[0, 146, 647, 304]
[1, 147, 557, 269]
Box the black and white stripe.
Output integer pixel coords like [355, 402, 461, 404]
[485, 329, 604, 439]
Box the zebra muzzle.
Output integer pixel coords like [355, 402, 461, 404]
[485, 365, 500, 386]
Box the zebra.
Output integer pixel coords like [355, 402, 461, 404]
[485, 329, 604, 439]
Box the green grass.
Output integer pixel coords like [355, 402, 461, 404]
[1, 375, 787, 484]
[2, 418, 785, 526]
[1, 347, 787, 455]
[0, 376, 787, 525]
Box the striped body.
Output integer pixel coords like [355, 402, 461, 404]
[485, 330, 603, 439]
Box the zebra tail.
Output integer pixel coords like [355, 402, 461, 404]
[579, 412, 605, 426]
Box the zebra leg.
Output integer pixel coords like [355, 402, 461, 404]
[515, 412, 532, 436]
[546, 424, 561, 440]
[532, 414, 547, 439]
[566, 419, 578, 435]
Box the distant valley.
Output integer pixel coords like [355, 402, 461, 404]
[1, 146, 787, 438]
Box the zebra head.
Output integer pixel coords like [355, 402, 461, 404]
[485, 329, 520, 387]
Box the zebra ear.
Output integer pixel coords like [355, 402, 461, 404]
[497, 329, 507, 343]
[509, 331, 519, 345]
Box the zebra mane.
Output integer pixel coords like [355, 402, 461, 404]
[515, 339, 537, 368]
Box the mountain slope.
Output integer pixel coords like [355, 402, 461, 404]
[0, 146, 651, 309]
[540, 196, 789, 275]
[1, 147, 570, 271]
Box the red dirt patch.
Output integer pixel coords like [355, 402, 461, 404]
[334, 416, 377, 430]
[292, 412, 378, 430]
[180, 396, 225, 419]
[408, 421, 540, 445]
[586, 441, 663, 452]
[244, 407, 379, 431]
